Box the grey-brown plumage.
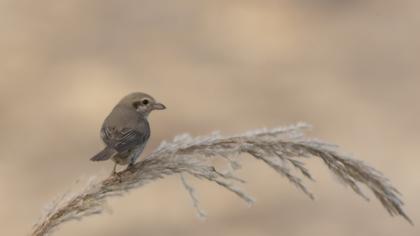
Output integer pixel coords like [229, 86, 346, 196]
[90, 92, 166, 173]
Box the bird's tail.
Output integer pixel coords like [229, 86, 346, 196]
[90, 147, 117, 161]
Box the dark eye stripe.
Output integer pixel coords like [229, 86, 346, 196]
[132, 101, 142, 109]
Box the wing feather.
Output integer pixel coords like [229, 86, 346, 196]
[101, 126, 150, 153]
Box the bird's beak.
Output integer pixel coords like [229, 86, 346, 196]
[153, 102, 166, 110]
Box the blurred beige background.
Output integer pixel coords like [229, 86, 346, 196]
[1, 0, 419, 235]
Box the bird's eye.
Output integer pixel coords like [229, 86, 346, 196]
[142, 99, 150, 105]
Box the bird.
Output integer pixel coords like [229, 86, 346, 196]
[90, 92, 166, 174]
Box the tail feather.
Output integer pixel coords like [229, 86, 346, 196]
[90, 147, 116, 161]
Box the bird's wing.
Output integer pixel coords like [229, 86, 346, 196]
[101, 126, 150, 153]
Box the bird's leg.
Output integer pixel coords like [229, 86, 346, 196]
[111, 163, 124, 183]
[111, 163, 118, 175]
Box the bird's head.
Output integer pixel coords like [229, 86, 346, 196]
[118, 92, 166, 116]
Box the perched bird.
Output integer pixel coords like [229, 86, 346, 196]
[90, 92, 166, 174]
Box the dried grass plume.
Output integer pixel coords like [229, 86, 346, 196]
[31, 123, 412, 236]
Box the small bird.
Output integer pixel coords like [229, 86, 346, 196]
[90, 92, 166, 174]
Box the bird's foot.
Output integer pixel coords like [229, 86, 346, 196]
[126, 163, 136, 173]
[110, 163, 118, 176]
[110, 171, 123, 183]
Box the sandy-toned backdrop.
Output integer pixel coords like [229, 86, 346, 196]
[1, 1, 419, 235]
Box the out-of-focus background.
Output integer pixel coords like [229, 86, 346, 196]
[1, 1, 419, 235]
